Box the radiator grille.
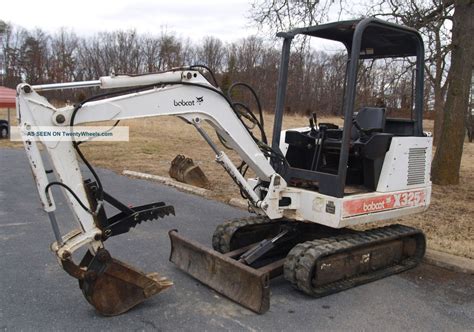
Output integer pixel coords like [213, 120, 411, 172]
[407, 147, 427, 185]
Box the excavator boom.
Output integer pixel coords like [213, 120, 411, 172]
[16, 69, 284, 315]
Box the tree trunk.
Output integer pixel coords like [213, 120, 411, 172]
[433, 89, 446, 145]
[468, 109, 474, 142]
[431, 0, 473, 185]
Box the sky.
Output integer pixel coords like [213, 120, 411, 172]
[1, 0, 259, 42]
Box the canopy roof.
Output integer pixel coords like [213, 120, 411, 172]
[0, 86, 16, 108]
[288, 19, 421, 58]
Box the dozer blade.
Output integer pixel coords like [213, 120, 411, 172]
[169, 154, 209, 188]
[169, 230, 270, 314]
[63, 248, 172, 316]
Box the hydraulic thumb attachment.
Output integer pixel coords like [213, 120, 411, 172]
[53, 180, 175, 316]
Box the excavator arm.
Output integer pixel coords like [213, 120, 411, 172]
[16, 69, 287, 315]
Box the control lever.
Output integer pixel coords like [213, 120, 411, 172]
[309, 112, 318, 135]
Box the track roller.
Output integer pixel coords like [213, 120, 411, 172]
[212, 216, 283, 253]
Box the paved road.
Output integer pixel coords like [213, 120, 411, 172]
[1, 148, 473, 331]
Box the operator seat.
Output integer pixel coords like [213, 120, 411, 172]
[320, 106, 391, 190]
[350, 107, 393, 190]
[351, 107, 386, 140]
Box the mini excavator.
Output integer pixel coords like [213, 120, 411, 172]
[17, 18, 432, 315]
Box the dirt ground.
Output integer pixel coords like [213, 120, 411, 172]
[1, 109, 472, 258]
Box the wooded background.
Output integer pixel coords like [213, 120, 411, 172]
[0, 0, 472, 185]
[0, 23, 428, 119]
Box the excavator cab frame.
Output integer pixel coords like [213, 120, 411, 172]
[171, 18, 430, 315]
[271, 18, 425, 198]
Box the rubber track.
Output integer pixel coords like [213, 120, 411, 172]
[283, 224, 425, 297]
[284, 235, 355, 286]
[212, 216, 274, 253]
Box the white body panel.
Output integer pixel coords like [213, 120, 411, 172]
[249, 177, 431, 229]
[376, 136, 432, 192]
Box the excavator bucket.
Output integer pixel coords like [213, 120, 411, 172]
[182, 165, 209, 188]
[62, 248, 173, 316]
[169, 230, 272, 313]
[169, 154, 210, 188]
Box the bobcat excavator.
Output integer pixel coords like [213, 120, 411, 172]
[16, 18, 431, 316]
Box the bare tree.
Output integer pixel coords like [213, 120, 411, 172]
[20, 29, 50, 84]
[141, 35, 161, 72]
[115, 30, 141, 74]
[157, 34, 183, 70]
[250, 0, 344, 37]
[196, 36, 225, 73]
[50, 28, 79, 82]
[431, 0, 473, 185]
[1, 23, 25, 86]
[366, 0, 454, 145]
[77, 35, 108, 78]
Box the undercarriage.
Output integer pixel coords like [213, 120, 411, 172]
[170, 216, 425, 313]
